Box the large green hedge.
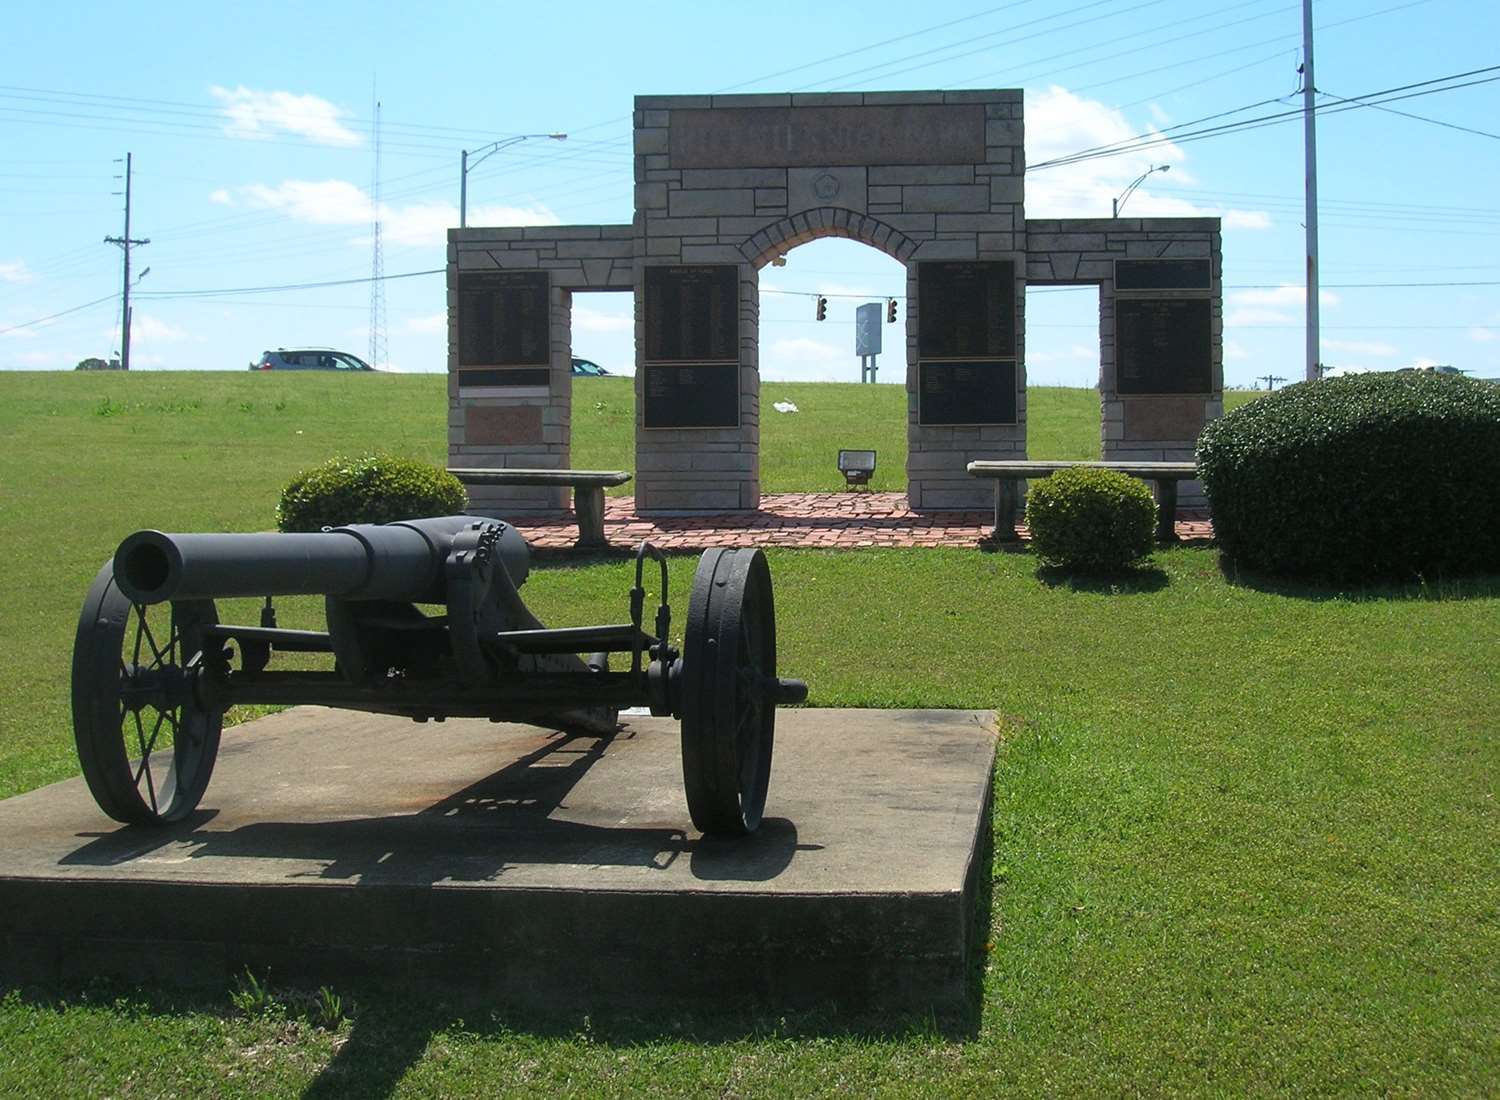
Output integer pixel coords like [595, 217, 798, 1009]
[1196, 371, 1500, 580]
[1024, 466, 1156, 572]
[277, 454, 468, 532]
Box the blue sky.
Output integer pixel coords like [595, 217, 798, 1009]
[2, 0, 1497, 386]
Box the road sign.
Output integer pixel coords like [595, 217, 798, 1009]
[855, 302, 882, 357]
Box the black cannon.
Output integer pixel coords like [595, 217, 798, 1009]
[72, 515, 806, 835]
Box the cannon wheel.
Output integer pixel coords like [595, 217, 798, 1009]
[680, 547, 777, 835]
[71, 563, 223, 825]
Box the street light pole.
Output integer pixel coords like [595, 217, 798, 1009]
[1113, 164, 1170, 217]
[459, 132, 566, 228]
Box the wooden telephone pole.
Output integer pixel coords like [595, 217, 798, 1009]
[104, 152, 149, 370]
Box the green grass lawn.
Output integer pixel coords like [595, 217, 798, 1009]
[0, 372, 1493, 1097]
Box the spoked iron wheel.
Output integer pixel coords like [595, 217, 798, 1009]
[680, 547, 778, 835]
[71, 562, 223, 825]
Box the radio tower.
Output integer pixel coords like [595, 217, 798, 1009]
[367, 94, 388, 370]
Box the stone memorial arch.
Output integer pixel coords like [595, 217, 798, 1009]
[448, 91, 1221, 514]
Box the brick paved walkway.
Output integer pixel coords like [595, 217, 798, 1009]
[511, 492, 1214, 552]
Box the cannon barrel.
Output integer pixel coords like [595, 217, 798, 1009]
[112, 515, 530, 605]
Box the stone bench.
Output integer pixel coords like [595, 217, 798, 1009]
[966, 460, 1199, 544]
[447, 468, 632, 549]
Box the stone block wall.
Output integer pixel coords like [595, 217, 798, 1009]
[633, 91, 1027, 513]
[1026, 217, 1221, 508]
[445, 94, 1224, 517]
[447, 225, 633, 511]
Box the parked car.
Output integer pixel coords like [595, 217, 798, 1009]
[251, 348, 376, 372]
[570, 357, 610, 376]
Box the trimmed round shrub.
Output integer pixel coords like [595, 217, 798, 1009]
[1025, 466, 1156, 571]
[1196, 371, 1500, 581]
[277, 454, 468, 532]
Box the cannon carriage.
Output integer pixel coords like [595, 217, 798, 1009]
[72, 515, 805, 836]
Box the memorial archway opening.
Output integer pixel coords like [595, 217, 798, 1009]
[755, 236, 909, 492]
[448, 90, 1221, 515]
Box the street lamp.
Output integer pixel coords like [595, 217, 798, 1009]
[1112, 164, 1170, 218]
[459, 132, 567, 228]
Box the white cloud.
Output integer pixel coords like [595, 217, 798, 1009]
[236, 180, 558, 247]
[1469, 327, 1498, 343]
[0, 260, 31, 284]
[1027, 344, 1096, 364]
[405, 313, 447, 334]
[211, 86, 360, 146]
[384, 201, 557, 247]
[1225, 307, 1294, 327]
[1222, 210, 1272, 230]
[1024, 86, 1268, 230]
[763, 336, 866, 381]
[1, 316, 43, 339]
[208, 188, 233, 206]
[573, 304, 632, 334]
[99, 315, 190, 345]
[1230, 284, 1340, 309]
[769, 337, 841, 362]
[243, 179, 372, 225]
[1325, 338, 1397, 357]
[1223, 340, 1250, 361]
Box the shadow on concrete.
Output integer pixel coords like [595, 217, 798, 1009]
[61, 730, 815, 886]
[1033, 564, 1169, 594]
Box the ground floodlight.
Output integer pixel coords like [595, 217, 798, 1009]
[838, 449, 877, 488]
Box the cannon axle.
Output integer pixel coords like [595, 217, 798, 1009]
[71, 518, 804, 835]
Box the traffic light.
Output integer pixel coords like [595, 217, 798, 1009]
[887, 297, 898, 323]
[815, 295, 827, 321]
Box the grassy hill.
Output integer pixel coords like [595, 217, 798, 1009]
[0, 371, 1493, 1097]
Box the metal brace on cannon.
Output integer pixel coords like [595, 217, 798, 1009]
[71, 516, 806, 835]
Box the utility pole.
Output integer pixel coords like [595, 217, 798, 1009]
[104, 152, 149, 371]
[368, 96, 388, 371]
[1302, 0, 1322, 381]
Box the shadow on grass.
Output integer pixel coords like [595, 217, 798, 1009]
[1, 979, 980, 1100]
[1218, 557, 1500, 602]
[1033, 564, 1169, 594]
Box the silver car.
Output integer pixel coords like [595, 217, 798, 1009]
[251, 348, 375, 371]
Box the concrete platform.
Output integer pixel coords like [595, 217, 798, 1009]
[0, 708, 996, 1018]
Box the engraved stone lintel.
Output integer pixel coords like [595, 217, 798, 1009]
[669, 105, 986, 168]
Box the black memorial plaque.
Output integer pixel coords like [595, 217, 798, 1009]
[457, 368, 551, 389]
[1115, 298, 1213, 395]
[642, 364, 741, 429]
[1115, 258, 1211, 291]
[457, 270, 550, 368]
[917, 359, 1018, 426]
[645, 265, 739, 363]
[918, 261, 1016, 360]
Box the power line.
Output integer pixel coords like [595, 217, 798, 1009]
[1317, 87, 1500, 141]
[0, 292, 118, 336]
[717, 0, 1049, 92]
[1064, 0, 1432, 98]
[1030, 62, 1500, 169]
[135, 267, 444, 300]
[801, 0, 1174, 92]
[949, 0, 1294, 91]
